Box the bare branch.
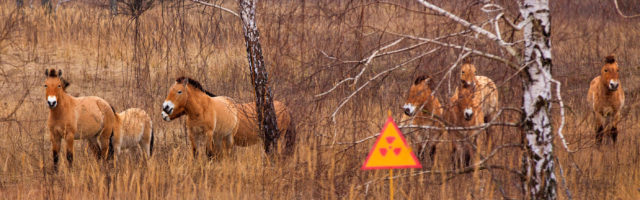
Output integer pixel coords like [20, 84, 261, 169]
[613, 0, 640, 18]
[189, 0, 240, 18]
[315, 38, 404, 98]
[329, 48, 440, 123]
[384, 30, 520, 71]
[415, 0, 518, 57]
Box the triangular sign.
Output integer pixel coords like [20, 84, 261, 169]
[362, 116, 422, 170]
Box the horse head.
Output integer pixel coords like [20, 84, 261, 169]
[601, 55, 620, 92]
[44, 68, 69, 109]
[403, 75, 435, 117]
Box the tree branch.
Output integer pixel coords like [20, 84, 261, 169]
[613, 0, 640, 18]
[190, 0, 240, 18]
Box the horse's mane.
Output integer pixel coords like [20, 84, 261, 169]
[176, 77, 217, 97]
[605, 55, 616, 64]
[46, 69, 70, 90]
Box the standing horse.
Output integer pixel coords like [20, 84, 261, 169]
[445, 86, 481, 168]
[235, 101, 296, 155]
[402, 75, 444, 163]
[161, 77, 239, 159]
[111, 108, 154, 157]
[163, 90, 297, 155]
[587, 55, 624, 145]
[44, 69, 118, 170]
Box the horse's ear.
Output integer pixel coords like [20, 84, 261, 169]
[44, 69, 49, 77]
[61, 78, 70, 89]
[414, 75, 431, 85]
[605, 55, 616, 64]
[57, 69, 63, 77]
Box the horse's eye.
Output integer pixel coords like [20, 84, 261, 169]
[44, 85, 47, 88]
[58, 85, 61, 88]
[461, 72, 465, 74]
[177, 90, 182, 94]
[604, 69, 608, 72]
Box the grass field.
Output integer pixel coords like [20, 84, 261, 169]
[1, 0, 640, 199]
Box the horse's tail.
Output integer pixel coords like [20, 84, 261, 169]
[283, 117, 297, 156]
[150, 125, 155, 157]
[107, 130, 115, 160]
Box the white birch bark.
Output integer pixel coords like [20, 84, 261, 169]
[519, 0, 556, 199]
[238, 0, 281, 154]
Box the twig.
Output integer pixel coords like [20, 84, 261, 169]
[613, 0, 640, 18]
[189, 0, 240, 18]
[316, 38, 404, 97]
[415, 0, 518, 57]
[555, 156, 573, 200]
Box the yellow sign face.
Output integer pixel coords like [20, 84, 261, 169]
[362, 116, 422, 170]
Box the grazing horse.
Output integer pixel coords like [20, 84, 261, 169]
[445, 86, 481, 168]
[162, 77, 239, 159]
[587, 55, 624, 145]
[111, 108, 154, 157]
[44, 69, 118, 170]
[402, 75, 444, 162]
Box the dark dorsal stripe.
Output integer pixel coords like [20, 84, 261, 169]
[175, 77, 217, 97]
[605, 55, 615, 64]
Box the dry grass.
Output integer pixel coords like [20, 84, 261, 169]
[1, 0, 640, 199]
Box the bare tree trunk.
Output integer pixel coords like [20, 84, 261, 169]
[110, 0, 117, 15]
[519, 0, 556, 199]
[41, 0, 51, 12]
[238, 0, 280, 154]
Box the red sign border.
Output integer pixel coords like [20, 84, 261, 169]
[361, 116, 422, 170]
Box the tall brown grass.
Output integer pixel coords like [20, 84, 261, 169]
[0, 0, 639, 199]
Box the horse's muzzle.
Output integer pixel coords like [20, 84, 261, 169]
[162, 111, 171, 121]
[464, 108, 473, 121]
[608, 82, 619, 91]
[47, 96, 57, 109]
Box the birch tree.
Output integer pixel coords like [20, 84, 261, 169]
[320, 0, 559, 199]
[238, 0, 280, 154]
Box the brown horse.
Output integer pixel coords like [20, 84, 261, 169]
[162, 79, 297, 155]
[111, 108, 154, 157]
[402, 75, 444, 163]
[587, 55, 624, 144]
[235, 101, 296, 155]
[162, 77, 239, 159]
[44, 69, 118, 170]
[445, 86, 481, 168]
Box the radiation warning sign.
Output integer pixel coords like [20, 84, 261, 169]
[362, 116, 422, 170]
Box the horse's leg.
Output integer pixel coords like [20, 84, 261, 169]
[188, 129, 198, 158]
[205, 130, 219, 160]
[64, 131, 75, 168]
[50, 131, 62, 171]
[88, 139, 101, 158]
[594, 113, 605, 145]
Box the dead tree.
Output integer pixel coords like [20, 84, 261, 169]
[238, 0, 280, 154]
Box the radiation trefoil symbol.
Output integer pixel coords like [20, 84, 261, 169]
[362, 116, 422, 170]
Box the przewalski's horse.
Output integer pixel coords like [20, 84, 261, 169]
[402, 75, 444, 163]
[587, 55, 624, 145]
[452, 63, 499, 123]
[111, 108, 154, 157]
[44, 69, 118, 170]
[163, 89, 298, 155]
[445, 86, 481, 168]
[162, 77, 239, 159]
[452, 63, 499, 149]
[235, 101, 297, 155]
